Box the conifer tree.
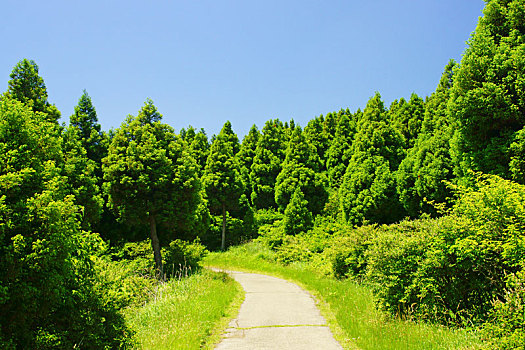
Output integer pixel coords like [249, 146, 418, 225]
[275, 127, 328, 214]
[283, 188, 313, 235]
[181, 125, 197, 145]
[70, 90, 105, 162]
[237, 124, 260, 203]
[188, 129, 210, 176]
[449, 0, 525, 179]
[103, 99, 201, 276]
[339, 93, 406, 225]
[396, 61, 457, 216]
[250, 119, 287, 209]
[62, 126, 103, 229]
[389, 93, 425, 149]
[6, 59, 61, 123]
[326, 112, 357, 187]
[304, 115, 329, 169]
[202, 121, 244, 250]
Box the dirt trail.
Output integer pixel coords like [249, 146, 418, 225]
[214, 270, 343, 350]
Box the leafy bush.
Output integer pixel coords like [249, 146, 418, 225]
[254, 208, 283, 227]
[255, 219, 286, 249]
[366, 174, 525, 325]
[163, 238, 208, 277]
[481, 270, 525, 349]
[322, 224, 376, 280]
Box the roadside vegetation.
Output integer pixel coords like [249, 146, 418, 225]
[1, 0, 524, 348]
[205, 236, 483, 350]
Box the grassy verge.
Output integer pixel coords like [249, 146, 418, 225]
[204, 242, 484, 350]
[125, 269, 244, 349]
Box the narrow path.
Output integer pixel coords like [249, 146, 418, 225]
[214, 270, 343, 350]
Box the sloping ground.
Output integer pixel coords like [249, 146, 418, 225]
[214, 270, 342, 350]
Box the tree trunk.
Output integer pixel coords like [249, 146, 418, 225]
[221, 203, 226, 251]
[149, 215, 163, 280]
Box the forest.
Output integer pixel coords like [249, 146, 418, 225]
[1, 0, 525, 349]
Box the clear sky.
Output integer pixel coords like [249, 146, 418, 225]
[2, 0, 485, 138]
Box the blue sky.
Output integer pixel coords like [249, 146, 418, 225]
[2, 0, 485, 138]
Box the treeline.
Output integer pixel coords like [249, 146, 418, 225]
[1, 0, 524, 348]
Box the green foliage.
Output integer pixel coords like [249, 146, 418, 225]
[339, 93, 406, 225]
[250, 119, 287, 209]
[0, 97, 131, 348]
[237, 124, 260, 203]
[5, 59, 61, 123]
[389, 93, 425, 149]
[202, 121, 244, 215]
[449, 0, 525, 178]
[326, 112, 356, 188]
[69, 90, 106, 165]
[303, 115, 330, 170]
[202, 121, 244, 250]
[62, 126, 103, 229]
[163, 238, 208, 275]
[275, 127, 328, 214]
[481, 270, 525, 350]
[103, 99, 202, 274]
[283, 188, 313, 235]
[188, 128, 210, 176]
[396, 61, 457, 217]
[367, 174, 525, 325]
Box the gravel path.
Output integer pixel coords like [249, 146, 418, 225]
[214, 270, 343, 350]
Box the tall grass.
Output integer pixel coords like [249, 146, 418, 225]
[125, 269, 243, 349]
[204, 242, 484, 350]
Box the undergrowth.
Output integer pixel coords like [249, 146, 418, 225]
[125, 269, 243, 349]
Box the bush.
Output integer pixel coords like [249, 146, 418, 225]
[323, 224, 376, 280]
[255, 219, 286, 249]
[482, 270, 525, 349]
[366, 174, 525, 325]
[254, 208, 283, 227]
[163, 238, 208, 277]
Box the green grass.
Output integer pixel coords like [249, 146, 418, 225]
[204, 241, 485, 350]
[125, 269, 244, 350]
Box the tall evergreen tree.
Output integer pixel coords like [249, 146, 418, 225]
[69, 90, 105, 166]
[62, 126, 103, 229]
[389, 93, 425, 149]
[275, 127, 328, 214]
[188, 128, 210, 176]
[103, 99, 201, 276]
[202, 121, 244, 250]
[250, 119, 287, 209]
[304, 115, 329, 170]
[449, 0, 525, 179]
[237, 124, 260, 203]
[283, 188, 313, 235]
[326, 111, 357, 187]
[5, 59, 61, 123]
[396, 61, 457, 216]
[339, 93, 406, 225]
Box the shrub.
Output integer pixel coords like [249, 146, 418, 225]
[481, 270, 525, 349]
[163, 238, 208, 277]
[366, 174, 525, 325]
[323, 224, 376, 280]
[255, 219, 286, 249]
